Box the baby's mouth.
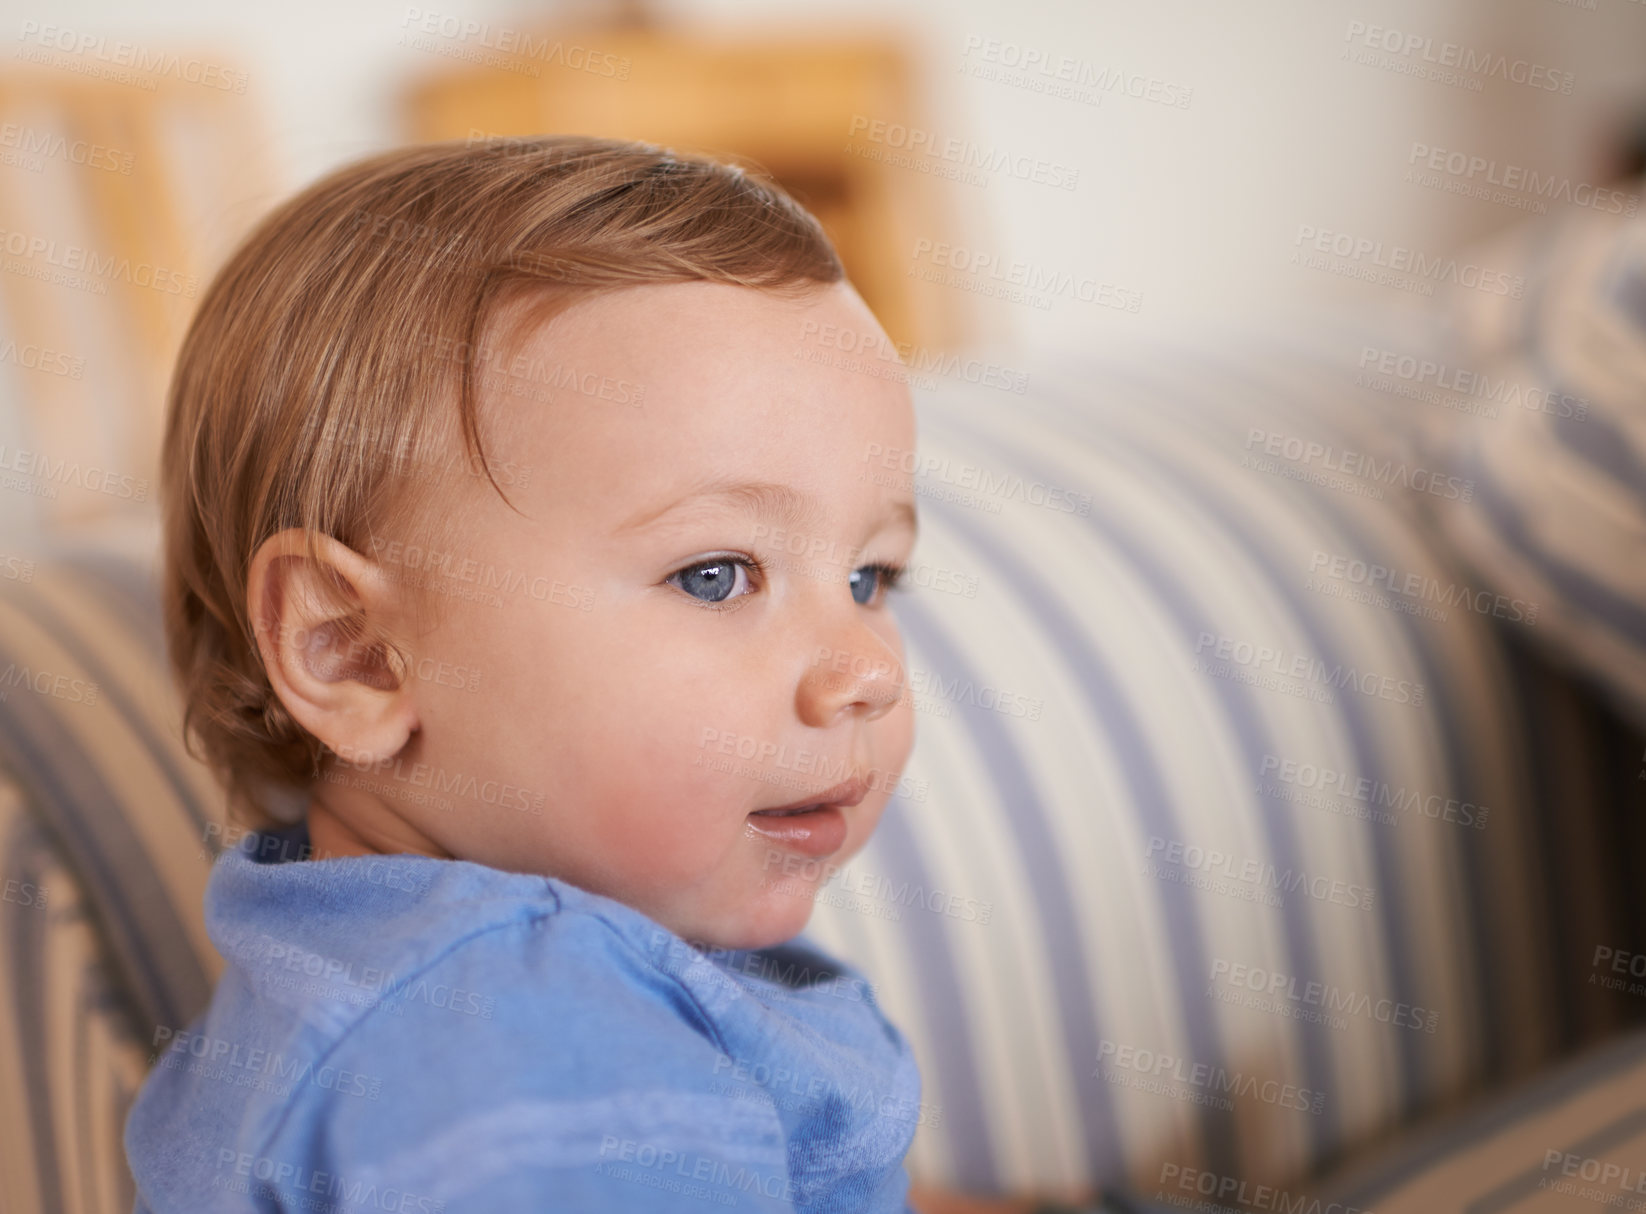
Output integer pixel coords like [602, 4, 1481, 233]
[745, 776, 866, 858]
[746, 804, 848, 856]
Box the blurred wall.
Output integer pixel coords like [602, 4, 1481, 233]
[5, 0, 1646, 346]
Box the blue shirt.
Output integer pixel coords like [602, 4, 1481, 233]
[124, 821, 923, 1212]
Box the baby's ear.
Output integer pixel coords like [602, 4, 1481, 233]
[246, 528, 419, 766]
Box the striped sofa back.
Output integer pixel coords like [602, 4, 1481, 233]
[803, 321, 1646, 1194]
[0, 322, 1641, 1213]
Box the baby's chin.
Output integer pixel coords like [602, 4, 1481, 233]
[662, 883, 819, 954]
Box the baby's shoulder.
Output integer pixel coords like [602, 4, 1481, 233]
[261, 905, 792, 1207]
[431, 893, 704, 999]
[316, 896, 731, 1077]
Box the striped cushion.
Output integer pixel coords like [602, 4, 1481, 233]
[0, 772, 150, 1214]
[0, 321, 1642, 1207]
[1313, 1023, 1646, 1212]
[1417, 172, 1646, 731]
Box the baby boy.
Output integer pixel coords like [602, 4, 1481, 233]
[121, 134, 933, 1212]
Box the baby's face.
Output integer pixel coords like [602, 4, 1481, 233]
[383, 280, 918, 950]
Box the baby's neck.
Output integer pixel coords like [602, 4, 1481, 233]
[306, 799, 374, 859]
[306, 794, 450, 861]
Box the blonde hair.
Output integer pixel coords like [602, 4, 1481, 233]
[162, 134, 844, 830]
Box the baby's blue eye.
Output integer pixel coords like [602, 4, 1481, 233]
[850, 563, 907, 606]
[670, 559, 752, 605]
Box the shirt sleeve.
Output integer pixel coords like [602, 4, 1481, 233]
[252, 911, 804, 1213]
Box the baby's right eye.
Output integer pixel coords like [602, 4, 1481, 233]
[666, 555, 760, 608]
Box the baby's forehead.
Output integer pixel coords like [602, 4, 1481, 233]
[472, 280, 912, 441]
[446, 285, 915, 542]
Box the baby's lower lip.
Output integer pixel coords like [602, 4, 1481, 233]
[746, 806, 847, 856]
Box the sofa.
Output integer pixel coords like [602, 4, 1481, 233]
[3, 200, 1646, 1213]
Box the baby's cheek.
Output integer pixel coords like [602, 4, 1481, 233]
[590, 796, 730, 884]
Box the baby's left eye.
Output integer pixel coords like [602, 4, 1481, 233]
[849, 562, 907, 607]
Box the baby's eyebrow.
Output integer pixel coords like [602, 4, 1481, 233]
[614, 477, 917, 540]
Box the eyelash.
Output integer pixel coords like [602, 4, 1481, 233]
[672, 553, 908, 612]
[862, 561, 909, 601]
